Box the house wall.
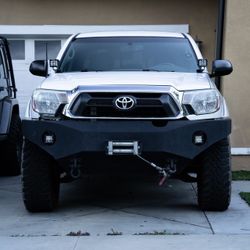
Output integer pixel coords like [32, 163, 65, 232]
[0, 0, 218, 63]
[223, 0, 250, 147]
[222, 0, 250, 169]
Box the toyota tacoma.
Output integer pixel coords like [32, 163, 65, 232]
[22, 31, 233, 212]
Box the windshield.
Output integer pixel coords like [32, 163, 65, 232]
[58, 37, 199, 73]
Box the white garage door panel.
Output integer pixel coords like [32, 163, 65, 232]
[16, 71, 42, 114]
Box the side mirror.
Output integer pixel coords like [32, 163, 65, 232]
[29, 60, 48, 77]
[211, 60, 233, 77]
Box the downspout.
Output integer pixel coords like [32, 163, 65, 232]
[215, 0, 226, 91]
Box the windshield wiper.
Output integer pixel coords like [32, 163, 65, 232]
[142, 69, 176, 72]
[142, 69, 160, 72]
[80, 68, 175, 72]
[81, 69, 103, 72]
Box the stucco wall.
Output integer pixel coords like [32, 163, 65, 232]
[0, 0, 218, 64]
[223, 0, 250, 148]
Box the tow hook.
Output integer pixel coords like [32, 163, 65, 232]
[70, 159, 82, 179]
[136, 154, 176, 186]
[107, 140, 176, 186]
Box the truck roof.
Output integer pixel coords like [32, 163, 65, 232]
[76, 31, 185, 39]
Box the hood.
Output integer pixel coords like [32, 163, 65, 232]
[40, 71, 212, 92]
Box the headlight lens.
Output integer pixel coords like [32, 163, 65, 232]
[182, 89, 220, 115]
[32, 89, 68, 115]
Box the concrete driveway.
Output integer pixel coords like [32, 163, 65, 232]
[0, 175, 250, 249]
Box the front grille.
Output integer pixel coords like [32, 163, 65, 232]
[69, 92, 180, 118]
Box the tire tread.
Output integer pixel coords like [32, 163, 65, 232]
[22, 140, 59, 212]
[198, 138, 231, 211]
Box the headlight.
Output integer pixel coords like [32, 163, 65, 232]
[182, 89, 220, 115]
[32, 89, 68, 116]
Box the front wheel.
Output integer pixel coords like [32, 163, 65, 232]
[22, 139, 60, 212]
[197, 138, 231, 211]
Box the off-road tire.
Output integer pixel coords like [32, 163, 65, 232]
[1, 113, 22, 176]
[22, 139, 60, 212]
[197, 138, 231, 211]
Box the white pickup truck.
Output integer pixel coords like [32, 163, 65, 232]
[22, 31, 233, 212]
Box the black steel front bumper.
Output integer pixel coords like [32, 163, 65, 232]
[22, 118, 231, 160]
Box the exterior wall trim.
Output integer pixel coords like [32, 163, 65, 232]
[0, 25, 189, 37]
[231, 148, 250, 156]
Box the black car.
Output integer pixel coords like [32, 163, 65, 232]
[0, 37, 22, 175]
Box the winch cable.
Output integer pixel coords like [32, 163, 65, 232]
[136, 154, 168, 186]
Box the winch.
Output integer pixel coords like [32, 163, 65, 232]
[107, 140, 176, 185]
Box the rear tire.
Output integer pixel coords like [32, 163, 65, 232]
[1, 114, 22, 176]
[197, 138, 231, 211]
[22, 139, 60, 212]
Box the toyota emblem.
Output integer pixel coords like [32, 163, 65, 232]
[114, 96, 136, 110]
